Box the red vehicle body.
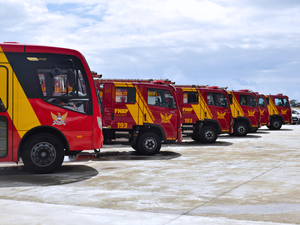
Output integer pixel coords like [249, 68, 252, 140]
[227, 90, 261, 136]
[256, 94, 270, 127]
[265, 94, 292, 129]
[97, 79, 182, 155]
[175, 85, 234, 143]
[0, 42, 103, 173]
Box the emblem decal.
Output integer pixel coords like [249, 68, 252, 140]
[217, 111, 226, 119]
[160, 113, 172, 123]
[281, 109, 287, 115]
[260, 110, 264, 116]
[248, 110, 255, 117]
[51, 112, 68, 125]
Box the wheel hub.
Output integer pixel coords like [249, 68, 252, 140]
[204, 130, 214, 140]
[238, 126, 245, 134]
[144, 138, 157, 151]
[31, 142, 56, 167]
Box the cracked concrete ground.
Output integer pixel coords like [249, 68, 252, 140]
[1, 125, 300, 225]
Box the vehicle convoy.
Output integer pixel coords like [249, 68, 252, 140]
[175, 85, 233, 143]
[265, 94, 292, 129]
[227, 89, 261, 136]
[0, 42, 104, 173]
[95, 79, 182, 155]
[256, 93, 270, 127]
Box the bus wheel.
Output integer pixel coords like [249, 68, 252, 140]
[200, 126, 217, 143]
[269, 119, 282, 130]
[21, 133, 65, 174]
[234, 122, 248, 136]
[137, 132, 161, 155]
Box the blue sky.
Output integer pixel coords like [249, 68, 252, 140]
[1, 0, 300, 100]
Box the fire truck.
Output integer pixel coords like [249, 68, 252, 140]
[0, 42, 104, 173]
[95, 78, 182, 155]
[175, 85, 234, 143]
[227, 89, 261, 136]
[256, 93, 270, 127]
[265, 94, 292, 129]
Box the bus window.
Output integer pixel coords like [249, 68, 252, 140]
[38, 68, 90, 114]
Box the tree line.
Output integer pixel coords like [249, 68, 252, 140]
[290, 99, 300, 107]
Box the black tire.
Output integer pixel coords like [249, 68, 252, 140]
[269, 119, 282, 130]
[200, 126, 218, 143]
[137, 132, 161, 155]
[234, 122, 248, 136]
[21, 133, 65, 174]
[191, 134, 201, 142]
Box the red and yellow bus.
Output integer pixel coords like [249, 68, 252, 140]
[0, 42, 103, 173]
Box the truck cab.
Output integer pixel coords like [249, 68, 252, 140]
[228, 89, 261, 136]
[99, 80, 182, 155]
[265, 94, 292, 129]
[175, 85, 233, 143]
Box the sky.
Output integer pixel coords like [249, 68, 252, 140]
[1, 0, 300, 100]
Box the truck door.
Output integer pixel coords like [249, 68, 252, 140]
[238, 94, 260, 127]
[274, 97, 291, 123]
[147, 87, 178, 141]
[0, 64, 13, 162]
[206, 91, 231, 133]
[258, 96, 269, 126]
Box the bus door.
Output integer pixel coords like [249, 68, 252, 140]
[0, 64, 13, 162]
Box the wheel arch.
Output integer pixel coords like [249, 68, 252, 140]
[203, 119, 222, 134]
[234, 116, 252, 128]
[18, 126, 70, 158]
[270, 115, 284, 124]
[140, 123, 166, 141]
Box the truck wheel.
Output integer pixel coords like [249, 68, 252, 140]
[200, 126, 217, 143]
[234, 122, 248, 136]
[21, 133, 65, 174]
[137, 132, 161, 155]
[269, 119, 282, 130]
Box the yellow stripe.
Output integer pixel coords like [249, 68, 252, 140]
[0, 46, 41, 138]
[189, 90, 212, 120]
[265, 95, 278, 116]
[125, 84, 154, 125]
[228, 91, 244, 118]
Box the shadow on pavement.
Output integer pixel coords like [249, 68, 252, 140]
[218, 134, 262, 139]
[168, 141, 233, 147]
[0, 165, 99, 187]
[71, 150, 181, 162]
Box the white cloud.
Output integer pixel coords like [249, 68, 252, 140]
[1, 0, 300, 99]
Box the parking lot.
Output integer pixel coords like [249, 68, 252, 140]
[1, 125, 300, 225]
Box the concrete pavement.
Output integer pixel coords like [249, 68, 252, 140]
[1, 125, 300, 224]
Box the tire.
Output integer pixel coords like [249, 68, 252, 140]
[191, 134, 201, 142]
[200, 126, 217, 143]
[234, 122, 248, 136]
[137, 132, 161, 155]
[21, 133, 65, 174]
[269, 119, 282, 130]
